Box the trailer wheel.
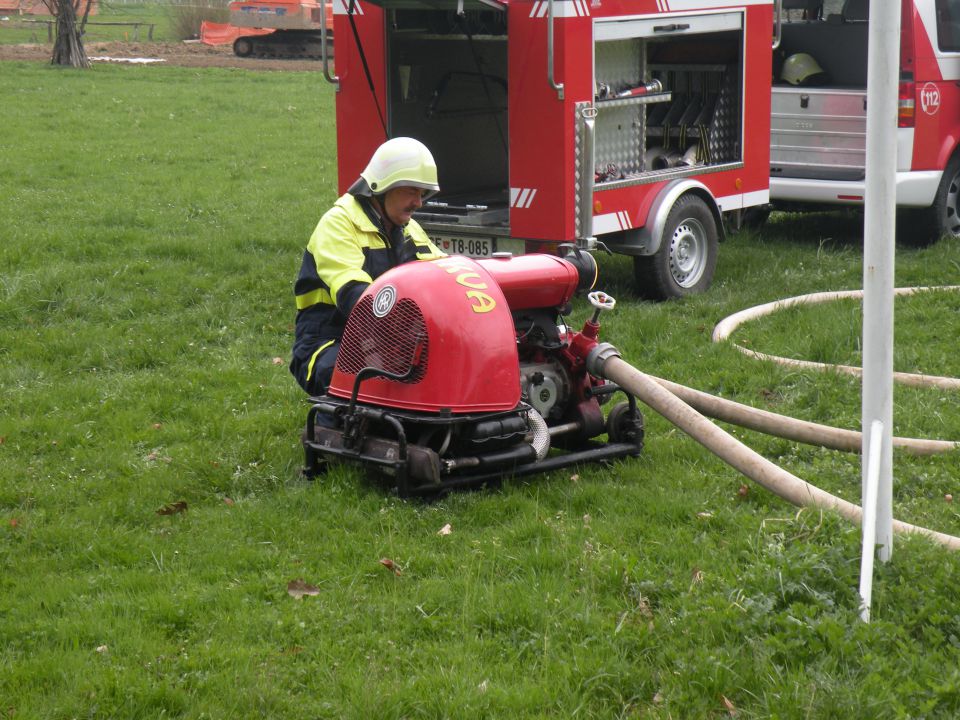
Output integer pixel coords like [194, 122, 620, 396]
[633, 194, 718, 300]
[606, 401, 644, 446]
[931, 153, 960, 240]
[233, 37, 254, 58]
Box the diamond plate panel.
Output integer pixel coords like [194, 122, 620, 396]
[596, 106, 643, 176]
[708, 69, 741, 163]
[594, 39, 644, 176]
[595, 39, 642, 96]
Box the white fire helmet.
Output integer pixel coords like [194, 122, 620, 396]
[358, 137, 440, 199]
[780, 52, 826, 86]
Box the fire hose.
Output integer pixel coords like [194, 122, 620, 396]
[713, 287, 960, 391]
[579, 283, 960, 550]
[590, 352, 960, 551]
[646, 375, 959, 456]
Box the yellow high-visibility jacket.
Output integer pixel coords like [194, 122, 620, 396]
[290, 193, 444, 393]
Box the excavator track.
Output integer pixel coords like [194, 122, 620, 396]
[232, 30, 331, 60]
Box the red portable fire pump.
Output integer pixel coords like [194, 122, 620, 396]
[302, 251, 644, 496]
[320, 0, 775, 300]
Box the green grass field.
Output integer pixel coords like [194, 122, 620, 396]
[2, 60, 960, 718]
[0, 1, 215, 44]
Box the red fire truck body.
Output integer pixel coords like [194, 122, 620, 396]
[326, 0, 775, 298]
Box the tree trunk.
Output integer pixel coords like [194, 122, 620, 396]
[50, 0, 90, 68]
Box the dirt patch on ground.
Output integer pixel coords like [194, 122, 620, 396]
[0, 40, 322, 71]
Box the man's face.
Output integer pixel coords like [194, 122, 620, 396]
[382, 186, 425, 227]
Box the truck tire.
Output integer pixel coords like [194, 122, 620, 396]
[931, 153, 960, 240]
[633, 194, 718, 300]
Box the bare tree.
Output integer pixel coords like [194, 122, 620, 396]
[42, 0, 93, 68]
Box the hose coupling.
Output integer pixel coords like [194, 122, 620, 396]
[586, 342, 621, 378]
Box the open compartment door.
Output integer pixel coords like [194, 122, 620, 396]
[384, 0, 511, 250]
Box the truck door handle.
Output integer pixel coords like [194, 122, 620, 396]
[547, 0, 564, 100]
[319, 0, 339, 90]
[653, 23, 690, 33]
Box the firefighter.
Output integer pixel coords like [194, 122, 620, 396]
[290, 137, 446, 396]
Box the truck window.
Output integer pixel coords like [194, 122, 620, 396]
[937, 0, 960, 51]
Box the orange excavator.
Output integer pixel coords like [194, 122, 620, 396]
[227, 0, 332, 59]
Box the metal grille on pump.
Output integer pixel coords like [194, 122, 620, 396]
[335, 296, 428, 383]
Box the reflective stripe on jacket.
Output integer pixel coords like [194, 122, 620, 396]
[290, 193, 444, 391]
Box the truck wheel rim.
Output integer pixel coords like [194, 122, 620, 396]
[669, 218, 708, 288]
[946, 170, 960, 236]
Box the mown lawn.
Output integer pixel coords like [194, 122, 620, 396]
[2, 60, 960, 719]
[0, 0, 232, 45]
[0, 2, 180, 45]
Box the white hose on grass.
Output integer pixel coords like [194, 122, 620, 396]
[703, 286, 960, 452]
[648, 374, 959, 456]
[599, 285, 960, 549]
[598, 356, 960, 551]
[712, 286, 960, 391]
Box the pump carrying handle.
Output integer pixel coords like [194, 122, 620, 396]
[547, 0, 564, 100]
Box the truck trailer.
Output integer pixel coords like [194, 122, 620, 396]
[322, 0, 777, 299]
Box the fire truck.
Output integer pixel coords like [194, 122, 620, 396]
[321, 0, 776, 299]
[768, 0, 960, 244]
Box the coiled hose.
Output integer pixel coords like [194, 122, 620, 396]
[596, 356, 960, 550]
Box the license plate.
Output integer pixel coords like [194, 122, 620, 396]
[431, 235, 493, 258]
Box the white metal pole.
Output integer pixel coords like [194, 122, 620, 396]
[862, 0, 901, 563]
[859, 420, 884, 622]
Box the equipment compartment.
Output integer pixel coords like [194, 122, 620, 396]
[387, 9, 510, 229]
[770, 86, 866, 180]
[593, 17, 744, 185]
[769, 3, 869, 182]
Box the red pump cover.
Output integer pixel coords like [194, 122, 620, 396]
[328, 256, 521, 413]
[476, 253, 584, 310]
